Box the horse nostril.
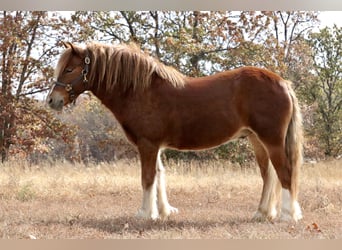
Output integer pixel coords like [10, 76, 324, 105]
[48, 98, 53, 104]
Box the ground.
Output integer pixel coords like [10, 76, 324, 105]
[0, 159, 341, 239]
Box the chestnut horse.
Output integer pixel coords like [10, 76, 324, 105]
[46, 42, 304, 222]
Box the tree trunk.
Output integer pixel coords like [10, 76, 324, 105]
[0, 105, 15, 162]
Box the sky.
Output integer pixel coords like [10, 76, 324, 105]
[318, 11, 342, 29]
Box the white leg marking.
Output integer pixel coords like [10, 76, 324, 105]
[156, 150, 178, 219]
[254, 162, 280, 221]
[136, 175, 159, 220]
[292, 200, 303, 222]
[280, 188, 292, 221]
[280, 188, 303, 222]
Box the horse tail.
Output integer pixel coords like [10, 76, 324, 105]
[285, 81, 303, 197]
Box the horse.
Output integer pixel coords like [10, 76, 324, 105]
[46, 41, 304, 222]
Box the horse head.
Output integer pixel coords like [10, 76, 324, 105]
[46, 42, 90, 110]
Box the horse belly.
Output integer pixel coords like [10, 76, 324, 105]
[168, 118, 243, 150]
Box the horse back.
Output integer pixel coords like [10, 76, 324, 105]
[155, 66, 292, 149]
[113, 66, 292, 150]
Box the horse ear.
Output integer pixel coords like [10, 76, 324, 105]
[61, 41, 83, 56]
[61, 41, 72, 49]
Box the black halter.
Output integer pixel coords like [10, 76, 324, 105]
[53, 55, 90, 103]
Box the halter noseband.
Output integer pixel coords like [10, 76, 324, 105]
[53, 55, 91, 103]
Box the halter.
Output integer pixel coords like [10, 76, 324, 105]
[53, 55, 91, 103]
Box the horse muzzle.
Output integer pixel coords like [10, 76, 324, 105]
[46, 93, 64, 111]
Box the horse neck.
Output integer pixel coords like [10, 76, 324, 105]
[89, 84, 130, 122]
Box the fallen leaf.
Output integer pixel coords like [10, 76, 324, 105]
[306, 222, 322, 233]
[312, 222, 319, 230]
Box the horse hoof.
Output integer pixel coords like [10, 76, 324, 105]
[159, 206, 179, 220]
[280, 212, 303, 222]
[252, 210, 277, 222]
[168, 206, 179, 214]
[136, 209, 159, 220]
[252, 211, 268, 222]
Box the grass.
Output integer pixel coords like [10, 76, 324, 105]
[0, 158, 341, 239]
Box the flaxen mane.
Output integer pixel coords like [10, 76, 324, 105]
[86, 42, 186, 92]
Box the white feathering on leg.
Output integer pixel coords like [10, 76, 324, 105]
[280, 188, 292, 221]
[253, 162, 280, 221]
[136, 174, 159, 220]
[156, 150, 178, 219]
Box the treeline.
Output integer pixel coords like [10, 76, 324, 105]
[0, 11, 341, 164]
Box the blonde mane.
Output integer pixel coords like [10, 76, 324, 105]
[84, 42, 186, 92]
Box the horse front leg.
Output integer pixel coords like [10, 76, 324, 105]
[136, 139, 159, 220]
[156, 150, 178, 219]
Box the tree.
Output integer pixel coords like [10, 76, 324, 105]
[304, 25, 342, 157]
[229, 11, 319, 87]
[0, 11, 77, 162]
[73, 11, 255, 75]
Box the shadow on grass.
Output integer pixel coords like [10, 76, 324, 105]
[78, 215, 254, 237]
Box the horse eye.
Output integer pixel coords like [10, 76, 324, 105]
[65, 68, 73, 73]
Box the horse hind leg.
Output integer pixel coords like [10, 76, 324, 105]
[267, 145, 302, 222]
[156, 150, 178, 219]
[249, 134, 282, 221]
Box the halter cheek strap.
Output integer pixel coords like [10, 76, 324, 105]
[53, 55, 90, 103]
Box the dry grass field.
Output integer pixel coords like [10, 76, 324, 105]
[0, 158, 341, 239]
